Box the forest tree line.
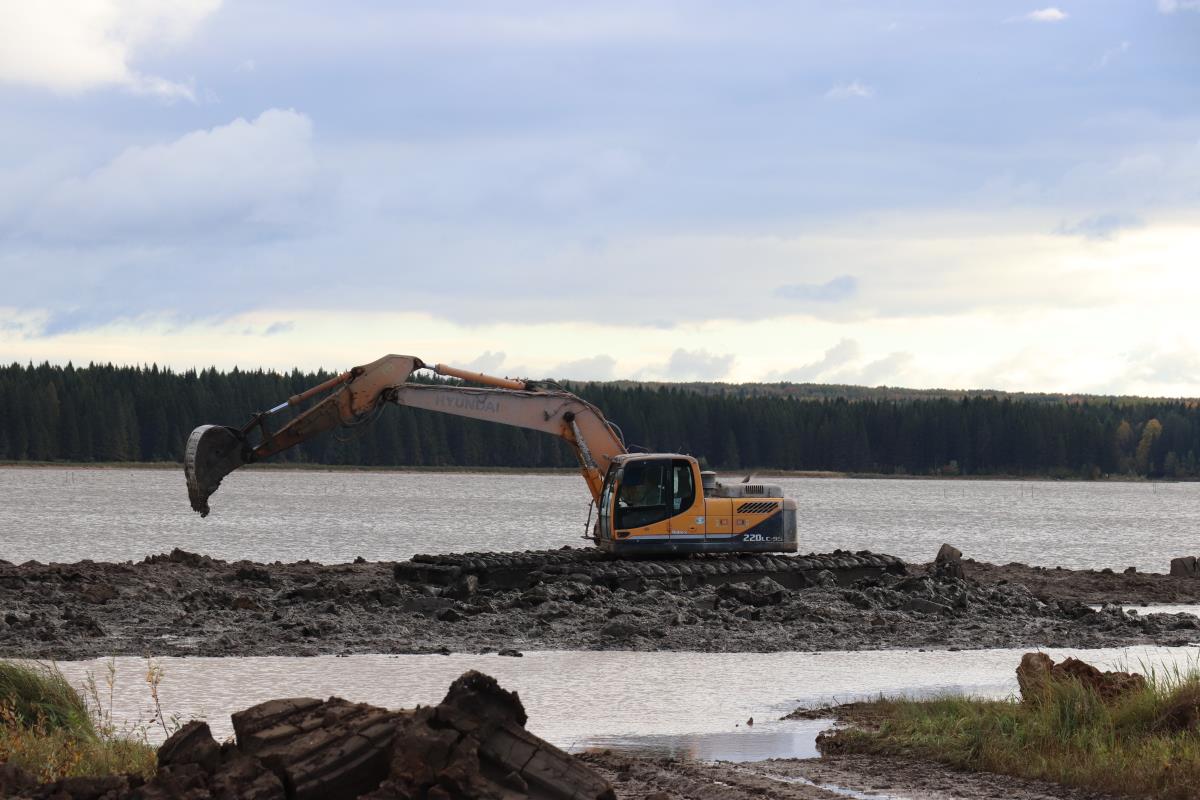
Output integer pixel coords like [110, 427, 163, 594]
[2, 361, 1199, 478]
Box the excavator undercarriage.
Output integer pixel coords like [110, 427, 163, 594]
[394, 548, 906, 594]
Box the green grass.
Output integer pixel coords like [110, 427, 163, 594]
[825, 661, 1200, 799]
[0, 661, 155, 783]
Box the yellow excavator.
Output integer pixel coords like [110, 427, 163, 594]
[185, 355, 798, 556]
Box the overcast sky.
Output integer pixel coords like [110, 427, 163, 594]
[1, 1, 1198, 394]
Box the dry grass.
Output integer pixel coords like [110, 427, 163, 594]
[0, 660, 156, 783]
[825, 660, 1200, 799]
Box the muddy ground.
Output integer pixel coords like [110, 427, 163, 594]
[583, 751, 1116, 800]
[963, 559, 1200, 604]
[2, 549, 1200, 659]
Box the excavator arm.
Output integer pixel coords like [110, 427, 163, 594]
[184, 354, 626, 516]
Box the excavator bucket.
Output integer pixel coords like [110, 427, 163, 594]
[185, 424, 249, 517]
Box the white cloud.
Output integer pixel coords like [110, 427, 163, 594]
[769, 339, 860, 382]
[463, 351, 508, 374]
[1099, 41, 1130, 68]
[775, 275, 858, 303]
[850, 352, 915, 386]
[637, 349, 735, 381]
[1023, 8, 1068, 22]
[1158, 0, 1200, 12]
[766, 339, 915, 385]
[1126, 345, 1200, 387]
[550, 355, 617, 381]
[1055, 213, 1144, 240]
[25, 109, 317, 241]
[0, 1, 221, 98]
[825, 81, 874, 99]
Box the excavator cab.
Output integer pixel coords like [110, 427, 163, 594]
[595, 455, 797, 555]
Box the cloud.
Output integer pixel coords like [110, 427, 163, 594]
[642, 349, 735, 381]
[1125, 345, 1200, 386]
[463, 351, 508, 373]
[825, 81, 874, 99]
[769, 339, 861, 382]
[1055, 213, 1144, 240]
[1099, 41, 1130, 68]
[765, 338, 915, 386]
[549, 354, 617, 381]
[775, 275, 858, 303]
[0, 1, 220, 98]
[24, 109, 317, 242]
[1021, 8, 1068, 22]
[853, 352, 915, 385]
[1158, 0, 1200, 12]
[263, 321, 295, 336]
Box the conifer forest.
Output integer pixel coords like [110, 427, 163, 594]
[2, 361, 1199, 478]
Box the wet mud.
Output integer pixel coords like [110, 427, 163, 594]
[581, 751, 1117, 800]
[963, 558, 1200, 604]
[2, 548, 1199, 659]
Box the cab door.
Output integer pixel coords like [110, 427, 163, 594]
[668, 458, 703, 541]
[614, 459, 673, 539]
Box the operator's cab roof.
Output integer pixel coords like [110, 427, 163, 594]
[611, 452, 694, 465]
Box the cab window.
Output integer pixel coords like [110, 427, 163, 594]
[615, 460, 671, 529]
[672, 460, 695, 512]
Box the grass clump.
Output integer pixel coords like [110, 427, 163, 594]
[825, 660, 1200, 799]
[0, 660, 155, 783]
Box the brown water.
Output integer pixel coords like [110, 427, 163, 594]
[47, 646, 1200, 757]
[2, 467, 1199, 571]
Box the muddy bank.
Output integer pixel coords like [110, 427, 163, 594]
[581, 751, 1116, 800]
[2, 549, 1199, 659]
[958, 558, 1200, 604]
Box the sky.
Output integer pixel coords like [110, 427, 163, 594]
[1, 1, 1198, 395]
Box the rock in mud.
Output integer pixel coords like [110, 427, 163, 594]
[934, 543, 966, 580]
[1017, 652, 1147, 703]
[717, 577, 788, 606]
[8, 671, 613, 800]
[1170, 556, 1200, 577]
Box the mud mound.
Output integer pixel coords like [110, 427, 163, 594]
[1017, 652, 1147, 703]
[12, 670, 613, 800]
[1, 550, 1198, 658]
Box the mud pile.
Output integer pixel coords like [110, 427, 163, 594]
[1017, 652, 1147, 703]
[4, 670, 613, 800]
[1, 548, 1198, 659]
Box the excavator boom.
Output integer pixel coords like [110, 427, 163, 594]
[184, 355, 626, 516]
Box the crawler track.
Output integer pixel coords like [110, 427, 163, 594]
[394, 548, 905, 592]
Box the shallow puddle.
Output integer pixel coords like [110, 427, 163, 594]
[42, 645, 1200, 760]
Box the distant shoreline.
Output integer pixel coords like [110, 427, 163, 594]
[0, 460, 1189, 482]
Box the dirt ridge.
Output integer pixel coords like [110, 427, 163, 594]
[1, 549, 1199, 659]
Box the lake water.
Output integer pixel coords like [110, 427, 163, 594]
[1, 466, 1198, 571]
[46, 645, 1200, 756]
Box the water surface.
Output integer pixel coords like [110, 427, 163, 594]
[47, 645, 1200, 757]
[2, 467, 1198, 570]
